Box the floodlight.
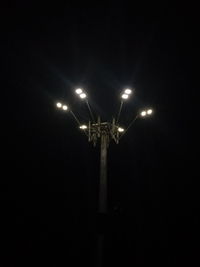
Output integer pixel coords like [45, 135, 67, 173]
[121, 94, 129, 100]
[80, 93, 87, 99]
[80, 125, 87, 130]
[75, 88, 83, 95]
[141, 111, 147, 117]
[118, 127, 125, 132]
[56, 102, 62, 108]
[124, 89, 132, 95]
[147, 109, 153, 115]
[62, 105, 68, 111]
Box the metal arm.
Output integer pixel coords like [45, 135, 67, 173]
[69, 110, 81, 125]
[116, 100, 123, 124]
[119, 114, 139, 140]
[86, 99, 96, 123]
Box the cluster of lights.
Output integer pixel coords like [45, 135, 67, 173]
[140, 109, 153, 117]
[56, 102, 68, 111]
[56, 87, 154, 137]
[121, 88, 132, 100]
[75, 88, 87, 99]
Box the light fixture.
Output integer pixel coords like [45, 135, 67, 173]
[121, 94, 129, 100]
[147, 109, 153, 115]
[79, 125, 87, 130]
[56, 102, 62, 108]
[62, 105, 68, 111]
[118, 127, 125, 132]
[75, 88, 83, 95]
[124, 89, 132, 95]
[80, 93, 87, 99]
[141, 111, 147, 117]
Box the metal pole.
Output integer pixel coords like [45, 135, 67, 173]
[99, 133, 107, 213]
[97, 132, 108, 267]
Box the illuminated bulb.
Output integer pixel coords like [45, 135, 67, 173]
[141, 111, 147, 117]
[118, 127, 125, 132]
[79, 125, 87, 130]
[124, 89, 132, 95]
[80, 93, 87, 99]
[121, 94, 129, 99]
[56, 102, 62, 108]
[141, 111, 147, 116]
[75, 88, 83, 95]
[147, 109, 153, 115]
[62, 105, 68, 111]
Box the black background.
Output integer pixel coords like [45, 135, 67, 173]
[0, 2, 198, 267]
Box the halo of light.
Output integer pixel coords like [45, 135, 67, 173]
[56, 102, 62, 108]
[80, 93, 87, 99]
[79, 125, 87, 130]
[141, 111, 147, 117]
[75, 88, 83, 95]
[118, 127, 125, 132]
[147, 109, 153, 115]
[121, 94, 129, 99]
[62, 105, 68, 110]
[124, 89, 132, 95]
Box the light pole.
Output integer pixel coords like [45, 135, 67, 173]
[55, 88, 153, 267]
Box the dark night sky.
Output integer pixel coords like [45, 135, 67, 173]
[0, 2, 198, 267]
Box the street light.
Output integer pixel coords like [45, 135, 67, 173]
[121, 93, 129, 100]
[75, 88, 87, 99]
[140, 109, 153, 117]
[147, 109, 153, 115]
[79, 125, 87, 130]
[54, 86, 154, 267]
[118, 127, 125, 132]
[141, 110, 147, 117]
[79, 93, 87, 99]
[121, 88, 132, 99]
[56, 102, 62, 108]
[75, 88, 83, 95]
[124, 89, 132, 95]
[75, 88, 96, 123]
[117, 88, 133, 123]
[62, 105, 68, 111]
